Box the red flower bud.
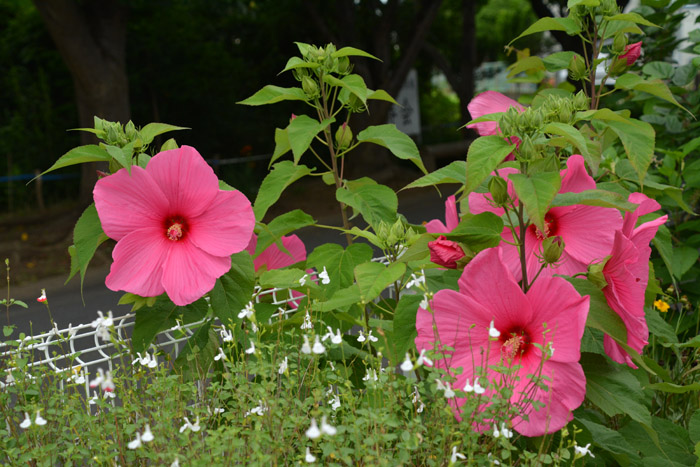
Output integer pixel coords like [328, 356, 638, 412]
[428, 236, 466, 269]
[619, 41, 642, 66]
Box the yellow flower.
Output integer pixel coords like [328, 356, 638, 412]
[654, 299, 670, 313]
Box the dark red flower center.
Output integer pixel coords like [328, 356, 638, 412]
[499, 327, 531, 362]
[165, 216, 188, 242]
[530, 212, 559, 240]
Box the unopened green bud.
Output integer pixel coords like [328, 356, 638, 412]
[573, 91, 589, 111]
[587, 259, 610, 289]
[612, 33, 628, 54]
[106, 125, 118, 144]
[558, 102, 573, 124]
[335, 122, 353, 149]
[568, 54, 587, 81]
[337, 56, 351, 74]
[519, 136, 537, 161]
[390, 219, 405, 240]
[347, 94, 366, 113]
[302, 76, 319, 98]
[125, 120, 136, 139]
[376, 221, 389, 241]
[531, 109, 544, 129]
[292, 67, 307, 82]
[488, 175, 509, 207]
[541, 236, 565, 265]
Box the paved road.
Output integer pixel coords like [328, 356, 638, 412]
[6, 188, 448, 337]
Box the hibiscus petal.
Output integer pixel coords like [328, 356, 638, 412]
[603, 334, 637, 368]
[161, 241, 231, 306]
[555, 204, 621, 265]
[93, 166, 169, 241]
[526, 275, 589, 363]
[559, 155, 595, 194]
[424, 219, 449, 234]
[467, 91, 524, 136]
[188, 189, 255, 257]
[146, 146, 219, 218]
[444, 195, 459, 231]
[254, 235, 307, 271]
[105, 227, 168, 297]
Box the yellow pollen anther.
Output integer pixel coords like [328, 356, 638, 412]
[167, 223, 183, 241]
[502, 335, 525, 360]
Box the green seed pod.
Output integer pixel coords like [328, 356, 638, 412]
[612, 33, 628, 55]
[568, 54, 587, 81]
[335, 123, 353, 149]
[587, 259, 610, 289]
[541, 236, 565, 265]
[302, 76, 319, 98]
[573, 91, 589, 111]
[488, 175, 509, 207]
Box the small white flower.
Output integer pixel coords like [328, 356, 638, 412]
[322, 326, 342, 344]
[90, 369, 104, 388]
[488, 453, 501, 465]
[102, 371, 115, 393]
[411, 386, 424, 413]
[305, 447, 316, 463]
[488, 320, 501, 338]
[450, 446, 466, 463]
[88, 391, 99, 405]
[20, 412, 31, 429]
[37, 289, 47, 303]
[250, 321, 258, 333]
[305, 418, 321, 439]
[548, 345, 555, 357]
[132, 351, 157, 368]
[362, 369, 378, 382]
[278, 356, 288, 374]
[499, 422, 513, 439]
[245, 341, 255, 355]
[142, 424, 154, 442]
[34, 411, 46, 426]
[91, 310, 114, 341]
[405, 272, 425, 290]
[329, 395, 341, 411]
[127, 432, 142, 450]
[320, 416, 336, 435]
[416, 349, 433, 367]
[366, 330, 378, 342]
[574, 443, 595, 458]
[170, 458, 180, 467]
[245, 401, 268, 417]
[312, 336, 326, 355]
[220, 327, 234, 342]
[300, 311, 313, 330]
[237, 301, 255, 319]
[214, 347, 227, 361]
[492, 423, 501, 438]
[301, 335, 312, 354]
[473, 377, 486, 395]
[318, 266, 330, 285]
[400, 353, 413, 372]
[357, 331, 366, 343]
[443, 382, 455, 399]
[419, 294, 430, 310]
[464, 379, 474, 393]
[213, 407, 225, 414]
[299, 274, 308, 286]
[179, 416, 201, 433]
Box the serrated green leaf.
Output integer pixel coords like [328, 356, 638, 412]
[509, 17, 581, 45]
[615, 74, 690, 114]
[255, 210, 316, 257]
[270, 128, 291, 166]
[279, 56, 320, 74]
[392, 294, 422, 366]
[331, 47, 380, 60]
[446, 212, 504, 252]
[465, 136, 515, 195]
[336, 178, 398, 228]
[575, 108, 629, 123]
[653, 224, 676, 282]
[402, 160, 466, 189]
[104, 144, 132, 171]
[689, 410, 700, 444]
[253, 161, 314, 221]
[367, 89, 398, 104]
[259, 267, 309, 290]
[307, 243, 373, 296]
[566, 278, 628, 345]
[507, 56, 545, 78]
[672, 246, 698, 279]
[238, 85, 308, 106]
[287, 115, 334, 162]
[72, 204, 109, 298]
[323, 74, 368, 104]
[604, 117, 655, 184]
[544, 122, 590, 159]
[542, 51, 575, 72]
[139, 123, 188, 145]
[354, 262, 406, 304]
[551, 189, 637, 211]
[37, 145, 111, 180]
[646, 381, 700, 394]
[576, 417, 640, 463]
[606, 12, 659, 28]
[357, 124, 427, 173]
[312, 284, 362, 312]
[209, 251, 255, 325]
[509, 171, 561, 233]
[643, 179, 695, 215]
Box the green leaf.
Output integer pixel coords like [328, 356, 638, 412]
[606, 12, 659, 28]
[568, 0, 599, 7]
[269, 128, 291, 166]
[672, 246, 698, 279]
[392, 294, 422, 365]
[367, 89, 398, 105]
[279, 56, 320, 74]
[37, 145, 111, 179]
[575, 108, 629, 124]
[508, 172, 561, 233]
[312, 284, 362, 312]
[566, 278, 628, 345]
[354, 262, 406, 304]
[542, 51, 575, 71]
[402, 160, 466, 189]
[132, 296, 208, 353]
[446, 212, 504, 252]
[465, 136, 515, 195]
[104, 144, 132, 171]
[331, 47, 380, 60]
[643, 180, 694, 215]
[619, 418, 697, 465]
[139, 123, 188, 145]
[575, 417, 640, 463]
[689, 410, 700, 444]
[653, 225, 676, 281]
[643, 61, 674, 80]
[551, 189, 637, 211]
[509, 17, 581, 45]
[173, 322, 219, 380]
[253, 161, 314, 221]
[615, 74, 690, 114]
[507, 56, 545, 78]
[673, 63, 697, 86]
[323, 74, 369, 105]
[646, 381, 700, 394]
[287, 115, 334, 163]
[259, 267, 309, 290]
[581, 353, 652, 427]
[357, 124, 427, 173]
[543, 122, 590, 159]
[604, 117, 655, 184]
[255, 210, 316, 257]
[208, 251, 255, 325]
[307, 243, 373, 295]
[344, 226, 382, 249]
[336, 178, 398, 228]
[159, 138, 178, 152]
[238, 85, 308, 106]
[71, 204, 109, 297]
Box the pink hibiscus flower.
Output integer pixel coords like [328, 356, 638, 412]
[602, 193, 667, 368]
[94, 145, 255, 306]
[425, 195, 459, 234]
[415, 247, 589, 436]
[620, 41, 642, 66]
[466, 91, 525, 161]
[246, 234, 307, 272]
[428, 235, 466, 269]
[480, 155, 623, 281]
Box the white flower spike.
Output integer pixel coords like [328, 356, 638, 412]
[450, 446, 466, 463]
[312, 335, 326, 355]
[318, 266, 330, 285]
[220, 327, 233, 342]
[367, 330, 378, 342]
[416, 349, 433, 367]
[305, 447, 316, 463]
[400, 353, 413, 372]
[127, 432, 142, 450]
[320, 416, 337, 436]
[245, 341, 256, 355]
[20, 412, 31, 429]
[574, 443, 595, 458]
[214, 347, 227, 361]
[278, 356, 288, 374]
[488, 320, 501, 338]
[301, 335, 312, 354]
[305, 418, 321, 439]
[142, 424, 154, 442]
[300, 311, 313, 330]
[463, 379, 474, 393]
[34, 411, 46, 426]
[473, 377, 486, 395]
[357, 331, 366, 343]
[329, 394, 341, 411]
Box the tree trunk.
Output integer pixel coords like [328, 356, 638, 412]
[33, 0, 130, 205]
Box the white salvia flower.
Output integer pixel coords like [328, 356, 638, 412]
[213, 407, 225, 414]
[443, 382, 455, 399]
[499, 422, 513, 439]
[411, 387, 425, 412]
[548, 345, 555, 357]
[416, 349, 433, 367]
[251, 321, 258, 333]
[220, 327, 233, 342]
[492, 423, 501, 438]
[322, 326, 342, 344]
[357, 331, 366, 343]
[237, 301, 255, 319]
[299, 274, 308, 286]
[419, 294, 430, 310]
[312, 336, 326, 355]
[405, 272, 426, 290]
[34, 411, 46, 426]
[473, 378, 486, 395]
[102, 371, 115, 393]
[245, 341, 256, 355]
[148, 353, 158, 368]
[400, 353, 413, 372]
[133, 352, 157, 368]
[366, 330, 378, 342]
[574, 443, 595, 458]
[89, 368, 105, 389]
[318, 266, 330, 285]
[329, 361, 335, 371]
[300, 311, 313, 330]
[142, 424, 154, 442]
[20, 412, 31, 429]
[320, 416, 337, 436]
[362, 369, 378, 382]
[305, 418, 321, 439]
[170, 458, 180, 467]
[245, 401, 268, 417]
[451, 446, 466, 463]
[488, 453, 501, 465]
[305, 447, 316, 463]
[329, 395, 341, 411]
[127, 432, 142, 450]
[464, 379, 474, 393]
[214, 347, 227, 361]
[91, 310, 114, 341]
[488, 320, 501, 338]
[278, 356, 288, 374]
[88, 391, 99, 405]
[179, 416, 201, 433]
[301, 335, 312, 354]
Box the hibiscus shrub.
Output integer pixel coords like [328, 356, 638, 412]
[14, 0, 700, 464]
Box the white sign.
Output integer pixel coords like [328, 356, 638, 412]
[388, 68, 421, 139]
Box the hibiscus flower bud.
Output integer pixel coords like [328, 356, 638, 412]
[335, 122, 353, 150]
[587, 259, 609, 289]
[620, 41, 642, 66]
[488, 175, 510, 207]
[428, 236, 466, 269]
[568, 54, 587, 81]
[302, 76, 319, 98]
[337, 56, 351, 74]
[573, 90, 589, 111]
[541, 236, 565, 265]
[612, 33, 628, 54]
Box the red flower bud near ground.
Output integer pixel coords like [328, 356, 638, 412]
[428, 235, 466, 269]
[619, 41, 642, 66]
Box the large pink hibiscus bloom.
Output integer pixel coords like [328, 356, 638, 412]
[94, 145, 255, 306]
[602, 193, 667, 368]
[415, 247, 589, 437]
[425, 195, 459, 234]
